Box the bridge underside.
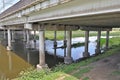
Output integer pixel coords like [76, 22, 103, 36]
[43, 12, 120, 28]
[0, 0, 120, 70]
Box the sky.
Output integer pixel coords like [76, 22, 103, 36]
[0, 0, 20, 13]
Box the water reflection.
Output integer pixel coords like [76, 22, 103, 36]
[0, 36, 113, 79]
[29, 36, 98, 61]
[0, 45, 31, 79]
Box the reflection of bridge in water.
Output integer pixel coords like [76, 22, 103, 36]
[0, 0, 120, 70]
[0, 44, 31, 79]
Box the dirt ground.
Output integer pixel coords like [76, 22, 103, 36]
[84, 52, 120, 80]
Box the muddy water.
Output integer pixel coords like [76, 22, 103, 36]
[0, 36, 111, 79]
[0, 44, 31, 79]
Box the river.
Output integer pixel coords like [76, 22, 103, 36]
[0, 36, 111, 79]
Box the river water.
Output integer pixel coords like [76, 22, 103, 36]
[30, 36, 109, 60]
[0, 44, 31, 79]
[0, 36, 111, 79]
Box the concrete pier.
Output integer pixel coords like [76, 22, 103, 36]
[64, 30, 67, 57]
[33, 30, 37, 49]
[23, 29, 27, 42]
[64, 31, 73, 64]
[7, 28, 12, 50]
[37, 26, 47, 69]
[95, 30, 101, 55]
[3, 29, 6, 39]
[11, 30, 15, 42]
[54, 31, 57, 59]
[26, 30, 30, 44]
[83, 30, 90, 58]
[105, 30, 110, 50]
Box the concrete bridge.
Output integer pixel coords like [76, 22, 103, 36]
[0, 0, 120, 69]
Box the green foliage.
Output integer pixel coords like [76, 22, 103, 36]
[64, 76, 78, 80]
[44, 31, 120, 40]
[83, 77, 90, 80]
[16, 45, 120, 80]
[72, 67, 92, 78]
[100, 37, 120, 47]
[18, 67, 52, 80]
[111, 71, 120, 75]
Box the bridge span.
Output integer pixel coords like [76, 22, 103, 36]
[0, 0, 120, 69]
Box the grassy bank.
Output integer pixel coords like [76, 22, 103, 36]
[100, 37, 120, 47]
[16, 44, 120, 80]
[33, 30, 120, 40]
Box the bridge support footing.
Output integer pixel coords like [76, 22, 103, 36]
[37, 64, 48, 70]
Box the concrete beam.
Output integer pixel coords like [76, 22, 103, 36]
[33, 24, 79, 31]
[80, 26, 112, 31]
[24, 23, 32, 30]
[2, 25, 24, 31]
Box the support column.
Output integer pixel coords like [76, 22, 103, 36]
[105, 30, 109, 50]
[11, 30, 15, 42]
[95, 30, 101, 55]
[83, 30, 90, 58]
[7, 28, 12, 50]
[3, 29, 6, 39]
[33, 30, 36, 49]
[23, 29, 27, 42]
[26, 30, 30, 43]
[54, 31, 57, 59]
[64, 30, 67, 57]
[37, 27, 47, 69]
[24, 23, 32, 48]
[64, 31, 73, 64]
[26, 29, 30, 48]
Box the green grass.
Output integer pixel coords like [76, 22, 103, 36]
[16, 44, 120, 80]
[83, 77, 90, 80]
[100, 37, 120, 47]
[31, 30, 120, 40]
[72, 67, 92, 78]
[15, 31, 120, 80]
[111, 71, 120, 76]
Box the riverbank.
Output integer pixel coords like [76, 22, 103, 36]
[100, 37, 120, 47]
[15, 44, 120, 80]
[44, 30, 120, 40]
